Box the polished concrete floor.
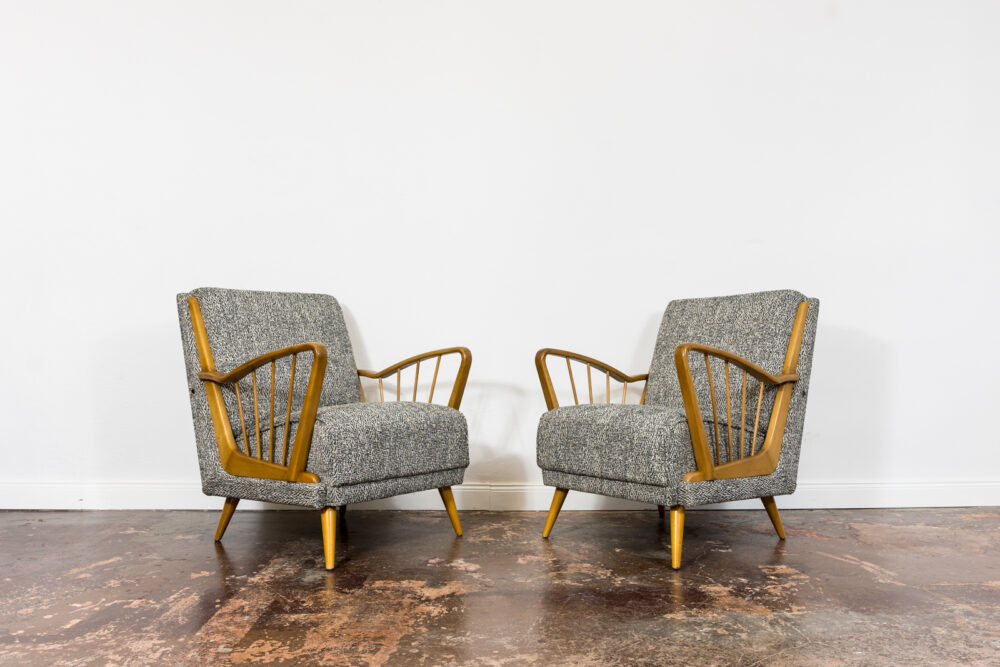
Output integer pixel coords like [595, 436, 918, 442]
[1, 508, 998, 665]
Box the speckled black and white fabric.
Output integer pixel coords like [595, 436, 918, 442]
[177, 288, 469, 509]
[536, 290, 819, 508]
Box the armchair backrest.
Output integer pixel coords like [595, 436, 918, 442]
[645, 290, 819, 476]
[177, 288, 362, 480]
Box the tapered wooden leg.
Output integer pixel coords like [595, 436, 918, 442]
[657, 504, 665, 519]
[669, 505, 685, 570]
[542, 488, 568, 538]
[438, 487, 462, 536]
[214, 497, 239, 542]
[321, 507, 338, 570]
[761, 496, 786, 539]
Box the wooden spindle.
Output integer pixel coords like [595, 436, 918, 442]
[606, 371, 610, 404]
[269, 361, 276, 463]
[413, 359, 420, 402]
[705, 354, 721, 466]
[725, 362, 732, 463]
[566, 357, 579, 405]
[378, 377, 384, 403]
[396, 369, 401, 402]
[621, 380, 628, 404]
[739, 369, 747, 459]
[586, 363, 593, 404]
[428, 355, 441, 403]
[751, 382, 764, 455]
[282, 353, 297, 467]
[252, 370, 262, 460]
[234, 381, 250, 457]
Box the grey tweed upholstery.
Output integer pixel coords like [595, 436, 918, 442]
[177, 287, 469, 509]
[536, 290, 818, 508]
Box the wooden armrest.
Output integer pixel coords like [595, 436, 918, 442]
[674, 301, 810, 483]
[198, 342, 327, 384]
[196, 341, 327, 485]
[535, 348, 648, 411]
[358, 347, 472, 409]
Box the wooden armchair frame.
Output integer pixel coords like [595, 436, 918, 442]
[187, 296, 472, 567]
[536, 301, 811, 569]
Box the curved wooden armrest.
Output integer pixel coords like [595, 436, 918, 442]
[674, 301, 810, 483]
[358, 346, 472, 409]
[198, 342, 327, 385]
[674, 344, 799, 387]
[196, 342, 327, 485]
[535, 348, 648, 411]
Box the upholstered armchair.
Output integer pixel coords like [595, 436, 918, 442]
[535, 290, 818, 569]
[177, 288, 471, 569]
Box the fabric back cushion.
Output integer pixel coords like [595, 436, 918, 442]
[644, 290, 807, 409]
[186, 287, 362, 410]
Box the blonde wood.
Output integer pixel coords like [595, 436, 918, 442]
[669, 505, 685, 569]
[321, 507, 337, 570]
[567, 358, 579, 406]
[438, 487, 463, 536]
[251, 370, 262, 459]
[428, 355, 441, 403]
[676, 301, 810, 483]
[725, 361, 733, 463]
[621, 381, 628, 405]
[606, 371, 611, 404]
[282, 353, 296, 467]
[704, 354, 721, 466]
[413, 359, 420, 402]
[269, 361, 276, 463]
[233, 382, 250, 456]
[751, 382, 764, 455]
[739, 369, 747, 459]
[542, 487, 568, 538]
[535, 349, 648, 411]
[396, 369, 401, 401]
[188, 297, 323, 484]
[586, 363, 593, 404]
[378, 377, 384, 402]
[214, 497, 239, 541]
[358, 347, 472, 410]
[761, 496, 786, 539]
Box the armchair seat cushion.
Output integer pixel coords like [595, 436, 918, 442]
[307, 402, 470, 486]
[537, 404, 698, 488]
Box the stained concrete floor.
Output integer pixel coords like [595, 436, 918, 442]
[1, 508, 998, 665]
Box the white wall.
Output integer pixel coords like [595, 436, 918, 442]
[1, 1, 997, 510]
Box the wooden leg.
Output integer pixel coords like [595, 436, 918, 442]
[438, 487, 462, 536]
[657, 504, 665, 519]
[321, 507, 338, 570]
[214, 497, 239, 542]
[542, 488, 568, 538]
[669, 505, 685, 570]
[761, 496, 786, 539]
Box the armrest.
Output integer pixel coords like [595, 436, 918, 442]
[198, 342, 327, 384]
[535, 348, 649, 411]
[673, 343, 797, 483]
[196, 342, 327, 484]
[358, 346, 472, 410]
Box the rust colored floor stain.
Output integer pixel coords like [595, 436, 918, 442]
[1, 508, 999, 665]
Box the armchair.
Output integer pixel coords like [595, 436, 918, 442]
[177, 287, 472, 569]
[535, 290, 819, 568]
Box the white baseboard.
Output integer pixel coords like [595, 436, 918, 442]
[1, 480, 998, 511]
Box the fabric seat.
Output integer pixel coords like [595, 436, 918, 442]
[309, 402, 469, 486]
